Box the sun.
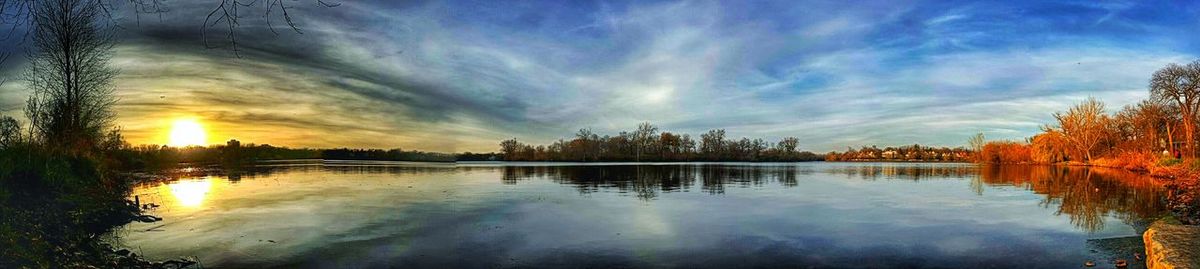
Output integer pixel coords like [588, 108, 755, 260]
[168, 119, 207, 147]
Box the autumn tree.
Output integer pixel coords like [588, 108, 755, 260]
[1112, 100, 1175, 152]
[1030, 130, 1069, 163]
[657, 132, 681, 160]
[1149, 61, 1200, 157]
[1051, 97, 1111, 161]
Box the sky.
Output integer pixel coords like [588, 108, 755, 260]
[2, 0, 1200, 153]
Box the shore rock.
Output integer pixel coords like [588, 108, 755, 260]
[1144, 218, 1200, 269]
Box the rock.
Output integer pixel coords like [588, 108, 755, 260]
[160, 258, 197, 269]
[1143, 218, 1200, 269]
[135, 215, 162, 223]
[114, 249, 130, 256]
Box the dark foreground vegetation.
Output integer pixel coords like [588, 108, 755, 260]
[970, 60, 1200, 225]
[0, 0, 340, 266]
[496, 123, 824, 162]
[0, 0, 154, 266]
[0, 144, 196, 268]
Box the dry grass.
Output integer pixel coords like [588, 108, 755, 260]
[1090, 151, 1158, 172]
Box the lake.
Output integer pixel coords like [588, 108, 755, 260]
[115, 162, 1167, 268]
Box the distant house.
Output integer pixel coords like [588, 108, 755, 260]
[855, 151, 877, 159]
[882, 150, 899, 159]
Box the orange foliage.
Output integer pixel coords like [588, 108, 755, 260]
[976, 141, 1032, 164]
[1030, 131, 1069, 163]
[1089, 151, 1156, 172]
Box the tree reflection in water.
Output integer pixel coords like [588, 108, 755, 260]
[143, 162, 1164, 234]
[501, 165, 810, 200]
[977, 165, 1166, 233]
[501, 163, 1166, 233]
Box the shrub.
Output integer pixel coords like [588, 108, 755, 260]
[977, 141, 1032, 164]
[1159, 157, 1182, 167]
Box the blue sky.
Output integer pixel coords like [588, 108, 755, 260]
[2, 0, 1199, 152]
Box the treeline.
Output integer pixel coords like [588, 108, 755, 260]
[824, 145, 972, 162]
[320, 148, 455, 162]
[106, 139, 458, 171]
[971, 60, 1198, 172]
[497, 123, 824, 162]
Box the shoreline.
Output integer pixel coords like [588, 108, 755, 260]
[978, 160, 1199, 269]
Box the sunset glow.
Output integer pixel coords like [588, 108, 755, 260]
[166, 178, 213, 208]
[167, 119, 207, 147]
[5, 0, 1200, 268]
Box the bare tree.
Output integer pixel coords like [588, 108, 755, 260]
[776, 136, 799, 159]
[23, 0, 115, 154]
[967, 132, 984, 161]
[1112, 99, 1176, 152]
[1, 0, 340, 57]
[499, 138, 521, 160]
[202, 0, 341, 56]
[699, 129, 726, 161]
[1051, 97, 1110, 161]
[632, 122, 658, 161]
[1150, 60, 1200, 158]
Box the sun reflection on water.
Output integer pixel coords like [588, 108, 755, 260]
[168, 177, 213, 208]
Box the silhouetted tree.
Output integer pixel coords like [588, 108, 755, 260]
[23, 0, 116, 154]
[496, 124, 823, 162]
[499, 138, 522, 160]
[0, 0, 340, 56]
[0, 115, 20, 148]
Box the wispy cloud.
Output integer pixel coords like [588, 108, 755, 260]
[2, 0, 1198, 152]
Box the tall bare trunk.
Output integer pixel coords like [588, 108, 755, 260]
[1187, 118, 1196, 158]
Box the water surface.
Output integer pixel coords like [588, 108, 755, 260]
[117, 162, 1166, 268]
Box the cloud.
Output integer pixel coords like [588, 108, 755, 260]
[2, 0, 1198, 152]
